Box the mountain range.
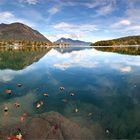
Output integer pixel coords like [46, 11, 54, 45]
[0, 22, 52, 44]
[0, 22, 139, 47]
[54, 38, 91, 46]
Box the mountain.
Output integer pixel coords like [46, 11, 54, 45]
[0, 22, 52, 44]
[54, 38, 91, 46]
[91, 35, 140, 46]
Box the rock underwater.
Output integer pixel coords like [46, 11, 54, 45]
[0, 111, 94, 139]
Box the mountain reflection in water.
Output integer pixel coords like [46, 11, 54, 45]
[0, 47, 140, 139]
[94, 46, 140, 55]
[0, 48, 51, 70]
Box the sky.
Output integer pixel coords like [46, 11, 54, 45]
[0, 0, 140, 42]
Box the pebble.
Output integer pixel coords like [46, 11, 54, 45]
[4, 106, 9, 112]
[22, 112, 28, 117]
[16, 133, 22, 140]
[20, 116, 25, 122]
[14, 102, 20, 108]
[8, 135, 19, 140]
[54, 124, 60, 130]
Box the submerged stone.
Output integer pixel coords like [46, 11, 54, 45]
[4, 106, 9, 112]
[14, 102, 20, 108]
[0, 111, 94, 139]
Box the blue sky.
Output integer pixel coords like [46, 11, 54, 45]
[0, 0, 140, 42]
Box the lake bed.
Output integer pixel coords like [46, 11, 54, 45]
[0, 47, 140, 139]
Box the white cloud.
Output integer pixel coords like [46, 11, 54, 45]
[84, 0, 104, 8]
[111, 24, 140, 34]
[0, 11, 35, 27]
[119, 20, 131, 26]
[116, 7, 140, 34]
[54, 0, 117, 17]
[49, 22, 98, 42]
[0, 11, 15, 22]
[54, 22, 72, 29]
[95, 4, 114, 16]
[48, 22, 98, 42]
[53, 22, 98, 33]
[125, 25, 140, 33]
[82, 0, 116, 9]
[48, 6, 60, 15]
[126, 61, 140, 67]
[110, 15, 140, 34]
[19, 0, 38, 5]
[112, 19, 131, 28]
[85, 0, 117, 17]
[112, 4, 139, 34]
[46, 6, 60, 22]
[126, 8, 140, 21]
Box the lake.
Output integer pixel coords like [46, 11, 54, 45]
[0, 47, 140, 139]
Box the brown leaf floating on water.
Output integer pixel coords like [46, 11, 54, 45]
[59, 86, 65, 91]
[43, 93, 49, 97]
[17, 84, 22, 87]
[5, 89, 12, 95]
[36, 101, 44, 109]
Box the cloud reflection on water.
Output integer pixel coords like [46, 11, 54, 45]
[0, 48, 140, 83]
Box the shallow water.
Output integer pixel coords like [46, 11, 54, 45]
[0, 47, 140, 139]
